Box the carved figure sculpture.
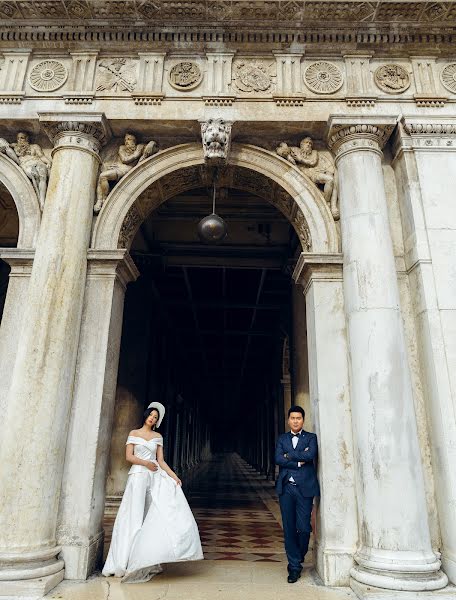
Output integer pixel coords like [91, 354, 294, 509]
[0, 138, 20, 165]
[12, 132, 51, 210]
[276, 137, 339, 220]
[201, 118, 232, 165]
[95, 133, 158, 213]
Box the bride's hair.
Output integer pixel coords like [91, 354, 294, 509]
[143, 406, 160, 429]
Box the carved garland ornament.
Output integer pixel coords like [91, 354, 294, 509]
[440, 64, 456, 93]
[168, 62, 202, 90]
[374, 64, 410, 94]
[28, 60, 68, 92]
[304, 61, 343, 94]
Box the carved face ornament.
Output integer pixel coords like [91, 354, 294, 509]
[202, 120, 228, 158]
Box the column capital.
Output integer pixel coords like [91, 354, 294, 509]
[327, 115, 397, 160]
[293, 252, 343, 294]
[393, 116, 456, 158]
[38, 112, 111, 156]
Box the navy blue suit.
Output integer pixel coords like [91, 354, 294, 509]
[275, 430, 320, 573]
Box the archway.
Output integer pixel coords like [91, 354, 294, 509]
[92, 142, 339, 253]
[59, 141, 355, 587]
[0, 153, 41, 249]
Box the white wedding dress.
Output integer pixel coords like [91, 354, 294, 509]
[102, 435, 203, 583]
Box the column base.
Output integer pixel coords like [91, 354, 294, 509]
[351, 565, 448, 592]
[0, 570, 64, 599]
[351, 578, 455, 599]
[59, 530, 104, 579]
[315, 544, 354, 586]
[441, 552, 456, 585]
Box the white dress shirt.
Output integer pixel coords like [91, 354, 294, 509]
[289, 430, 303, 483]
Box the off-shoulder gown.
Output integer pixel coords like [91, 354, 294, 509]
[102, 435, 203, 583]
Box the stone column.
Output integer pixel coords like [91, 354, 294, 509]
[0, 114, 108, 597]
[393, 117, 456, 585]
[327, 117, 448, 592]
[0, 250, 33, 430]
[291, 282, 311, 427]
[294, 253, 358, 586]
[57, 250, 139, 579]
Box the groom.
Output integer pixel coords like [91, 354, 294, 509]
[275, 406, 319, 583]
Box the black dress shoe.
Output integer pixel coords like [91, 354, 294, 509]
[287, 571, 301, 584]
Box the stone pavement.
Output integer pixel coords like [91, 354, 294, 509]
[45, 562, 357, 600]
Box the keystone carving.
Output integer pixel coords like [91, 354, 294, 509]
[201, 118, 232, 166]
[95, 132, 158, 214]
[0, 133, 51, 210]
[276, 137, 339, 220]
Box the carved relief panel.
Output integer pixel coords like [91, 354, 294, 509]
[95, 57, 138, 94]
[163, 57, 205, 96]
[232, 58, 276, 96]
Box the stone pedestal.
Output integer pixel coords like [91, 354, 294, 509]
[393, 117, 456, 585]
[0, 114, 108, 597]
[57, 250, 138, 580]
[294, 253, 358, 586]
[328, 117, 447, 592]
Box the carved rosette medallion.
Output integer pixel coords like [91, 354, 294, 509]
[374, 64, 410, 94]
[440, 64, 456, 93]
[168, 62, 202, 90]
[234, 61, 273, 93]
[28, 60, 68, 92]
[304, 61, 343, 94]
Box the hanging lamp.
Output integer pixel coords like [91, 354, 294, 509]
[197, 179, 227, 244]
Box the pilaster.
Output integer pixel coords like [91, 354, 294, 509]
[393, 117, 456, 585]
[0, 49, 30, 104]
[273, 52, 305, 107]
[343, 54, 376, 107]
[63, 50, 99, 105]
[294, 252, 358, 586]
[132, 52, 166, 105]
[204, 52, 236, 106]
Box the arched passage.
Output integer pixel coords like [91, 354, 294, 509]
[95, 143, 342, 569]
[0, 153, 41, 249]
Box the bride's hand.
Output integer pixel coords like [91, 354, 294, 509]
[174, 477, 182, 486]
[145, 461, 158, 472]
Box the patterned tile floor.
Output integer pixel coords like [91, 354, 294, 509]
[103, 453, 313, 564]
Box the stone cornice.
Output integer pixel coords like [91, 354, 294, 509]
[393, 116, 456, 156]
[327, 116, 398, 157]
[293, 252, 343, 294]
[38, 112, 111, 154]
[1, 1, 456, 28]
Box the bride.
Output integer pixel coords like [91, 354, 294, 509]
[102, 402, 203, 583]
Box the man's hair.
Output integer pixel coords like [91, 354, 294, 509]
[288, 405, 305, 418]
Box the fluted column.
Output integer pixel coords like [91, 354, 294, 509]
[0, 114, 108, 596]
[327, 117, 447, 592]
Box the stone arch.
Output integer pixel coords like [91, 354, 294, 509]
[0, 153, 41, 249]
[91, 143, 339, 253]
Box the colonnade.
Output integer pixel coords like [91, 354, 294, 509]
[0, 113, 455, 597]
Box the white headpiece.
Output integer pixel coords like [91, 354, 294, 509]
[147, 402, 166, 428]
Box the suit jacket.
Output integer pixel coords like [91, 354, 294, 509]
[275, 430, 320, 497]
